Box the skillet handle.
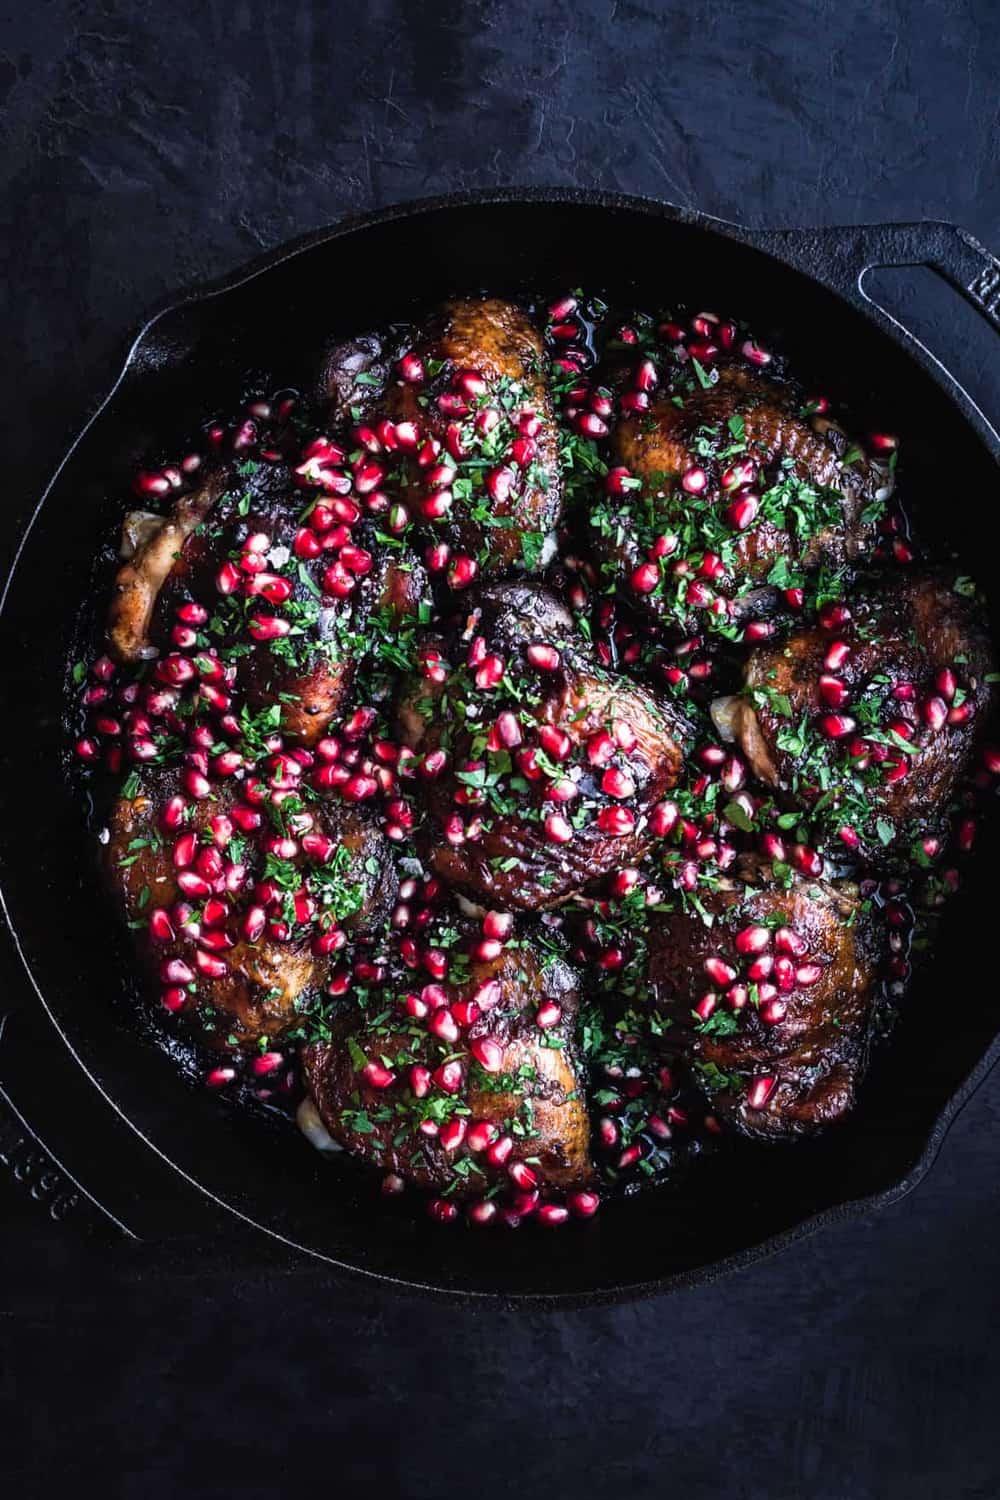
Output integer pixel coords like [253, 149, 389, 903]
[756, 220, 1000, 336]
[0, 996, 227, 1246]
[0, 1010, 129, 1239]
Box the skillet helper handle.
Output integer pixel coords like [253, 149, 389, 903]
[0, 1010, 125, 1239]
[0, 993, 223, 1245]
[756, 220, 1000, 337]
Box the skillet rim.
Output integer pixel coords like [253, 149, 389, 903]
[1, 185, 998, 1303]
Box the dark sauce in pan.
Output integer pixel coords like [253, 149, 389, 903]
[67, 290, 999, 1228]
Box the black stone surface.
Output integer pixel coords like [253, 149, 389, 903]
[1, 3, 999, 1497]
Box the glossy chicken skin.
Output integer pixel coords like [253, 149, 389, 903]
[386, 297, 563, 574]
[108, 467, 228, 664]
[106, 771, 395, 1049]
[646, 860, 882, 1138]
[111, 458, 426, 746]
[317, 332, 392, 426]
[303, 939, 594, 1195]
[728, 573, 994, 846]
[600, 362, 884, 623]
[396, 584, 689, 910]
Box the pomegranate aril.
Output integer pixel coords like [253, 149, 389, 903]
[481, 913, 513, 948]
[438, 1118, 467, 1153]
[735, 925, 771, 955]
[148, 908, 174, 943]
[397, 351, 424, 382]
[195, 949, 228, 979]
[649, 801, 678, 837]
[432, 1060, 464, 1094]
[466, 1120, 497, 1154]
[544, 813, 573, 845]
[742, 340, 772, 366]
[600, 766, 635, 799]
[535, 1001, 562, 1030]
[818, 674, 849, 709]
[727, 493, 759, 530]
[695, 992, 717, 1022]
[791, 844, 823, 876]
[486, 1134, 514, 1167]
[779, 924, 809, 960]
[568, 1191, 600, 1219]
[821, 639, 851, 669]
[242, 907, 267, 943]
[248, 613, 291, 641]
[774, 955, 796, 992]
[469, 1035, 504, 1073]
[596, 806, 635, 835]
[205, 1067, 236, 1089]
[508, 1160, 537, 1192]
[922, 696, 948, 731]
[704, 956, 737, 986]
[631, 562, 660, 594]
[409, 1065, 431, 1099]
[428, 1008, 460, 1045]
[448, 555, 478, 589]
[747, 1076, 777, 1110]
[795, 963, 823, 986]
[359, 1060, 395, 1091]
[527, 643, 561, 672]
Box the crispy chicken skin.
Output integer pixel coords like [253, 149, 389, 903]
[385, 297, 563, 574]
[729, 573, 994, 845]
[108, 468, 228, 664]
[396, 583, 689, 910]
[303, 939, 594, 1194]
[106, 772, 395, 1049]
[598, 363, 884, 623]
[646, 860, 882, 1138]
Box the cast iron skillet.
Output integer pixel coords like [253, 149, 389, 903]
[1, 190, 999, 1304]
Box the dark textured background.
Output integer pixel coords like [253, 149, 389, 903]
[2, 3, 999, 1497]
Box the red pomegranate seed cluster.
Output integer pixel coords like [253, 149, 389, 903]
[70, 291, 999, 1231]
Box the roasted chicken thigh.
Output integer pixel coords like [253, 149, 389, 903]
[645, 859, 882, 1138]
[721, 573, 994, 853]
[396, 583, 690, 910]
[591, 357, 887, 632]
[303, 936, 594, 1197]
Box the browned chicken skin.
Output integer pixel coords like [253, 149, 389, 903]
[303, 937, 594, 1195]
[384, 297, 563, 575]
[725, 573, 994, 848]
[106, 771, 395, 1049]
[396, 583, 690, 910]
[645, 859, 882, 1138]
[108, 468, 228, 664]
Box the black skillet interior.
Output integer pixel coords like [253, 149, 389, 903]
[1, 193, 998, 1301]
